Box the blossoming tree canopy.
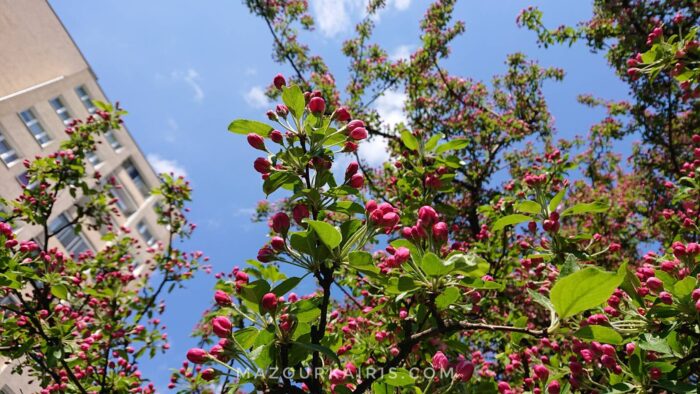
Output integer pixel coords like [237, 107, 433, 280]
[172, 0, 700, 392]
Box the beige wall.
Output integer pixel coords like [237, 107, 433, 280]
[0, 1, 169, 392]
[0, 0, 89, 98]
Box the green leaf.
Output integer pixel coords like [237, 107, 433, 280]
[550, 267, 624, 319]
[516, 201, 542, 215]
[398, 276, 420, 292]
[263, 172, 299, 196]
[271, 277, 302, 296]
[574, 325, 623, 345]
[435, 287, 461, 308]
[421, 252, 453, 277]
[51, 284, 68, 300]
[460, 277, 504, 290]
[241, 280, 271, 305]
[400, 130, 419, 151]
[527, 288, 559, 331]
[228, 119, 273, 137]
[425, 133, 444, 152]
[282, 85, 305, 118]
[305, 220, 342, 250]
[673, 276, 696, 300]
[492, 214, 532, 232]
[381, 368, 415, 387]
[292, 341, 341, 366]
[561, 201, 608, 217]
[233, 327, 259, 349]
[348, 251, 373, 267]
[548, 188, 567, 212]
[435, 138, 469, 154]
[559, 254, 580, 278]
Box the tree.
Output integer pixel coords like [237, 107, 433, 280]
[174, 1, 700, 393]
[0, 103, 205, 393]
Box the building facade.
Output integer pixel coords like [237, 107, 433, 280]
[0, 1, 167, 392]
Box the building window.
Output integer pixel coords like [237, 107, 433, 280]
[0, 131, 19, 166]
[49, 213, 91, 255]
[19, 108, 52, 145]
[137, 220, 156, 246]
[86, 151, 102, 166]
[111, 182, 136, 217]
[49, 96, 73, 125]
[123, 159, 150, 197]
[104, 130, 123, 150]
[16, 171, 37, 190]
[75, 85, 96, 113]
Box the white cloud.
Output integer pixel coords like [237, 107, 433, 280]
[147, 154, 188, 178]
[375, 89, 407, 128]
[244, 86, 271, 109]
[171, 68, 204, 102]
[358, 136, 390, 166]
[245, 67, 258, 76]
[311, 0, 410, 37]
[390, 44, 414, 61]
[391, 0, 411, 11]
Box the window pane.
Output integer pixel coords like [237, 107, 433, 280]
[49, 97, 72, 124]
[137, 220, 156, 246]
[124, 159, 149, 196]
[111, 184, 136, 216]
[0, 133, 18, 165]
[49, 213, 91, 255]
[86, 151, 102, 166]
[75, 85, 96, 113]
[105, 130, 123, 150]
[19, 109, 52, 145]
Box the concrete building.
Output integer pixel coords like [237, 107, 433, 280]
[0, 1, 167, 392]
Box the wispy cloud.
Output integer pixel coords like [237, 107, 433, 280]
[171, 68, 204, 102]
[147, 154, 188, 178]
[312, 0, 411, 37]
[390, 44, 414, 61]
[243, 86, 271, 109]
[375, 89, 407, 128]
[391, 0, 411, 11]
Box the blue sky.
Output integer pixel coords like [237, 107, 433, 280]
[49, 0, 629, 390]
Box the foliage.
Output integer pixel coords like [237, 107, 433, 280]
[174, 1, 700, 393]
[0, 103, 205, 393]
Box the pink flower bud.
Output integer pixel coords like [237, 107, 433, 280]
[394, 247, 410, 264]
[270, 236, 285, 251]
[292, 204, 310, 225]
[348, 174, 364, 189]
[349, 127, 368, 140]
[418, 206, 438, 226]
[186, 348, 208, 364]
[308, 97, 326, 114]
[261, 292, 278, 312]
[247, 133, 266, 151]
[334, 107, 351, 122]
[211, 316, 232, 338]
[455, 358, 474, 382]
[214, 290, 231, 306]
[253, 157, 271, 174]
[432, 351, 449, 371]
[432, 221, 448, 241]
[271, 212, 290, 234]
[659, 291, 673, 304]
[273, 74, 286, 90]
[257, 245, 276, 263]
[345, 162, 359, 179]
[646, 277, 663, 291]
[201, 368, 216, 381]
[270, 129, 283, 144]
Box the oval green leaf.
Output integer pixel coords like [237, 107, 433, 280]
[550, 267, 624, 319]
